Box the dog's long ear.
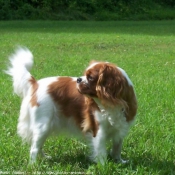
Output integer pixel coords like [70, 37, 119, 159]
[96, 64, 128, 107]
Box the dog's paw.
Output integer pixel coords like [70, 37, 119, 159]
[40, 150, 52, 160]
[115, 158, 129, 164]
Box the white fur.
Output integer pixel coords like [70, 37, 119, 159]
[5, 47, 33, 98]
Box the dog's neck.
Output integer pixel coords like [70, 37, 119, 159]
[93, 98, 126, 126]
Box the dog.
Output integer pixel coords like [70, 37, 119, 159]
[6, 48, 137, 165]
[77, 61, 137, 164]
[6, 48, 100, 164]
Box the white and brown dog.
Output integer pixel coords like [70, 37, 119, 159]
[6, 48, 137, 165]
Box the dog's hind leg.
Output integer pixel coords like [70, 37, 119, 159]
[29, 124, 51, 164]
[29, 106, 54, 164]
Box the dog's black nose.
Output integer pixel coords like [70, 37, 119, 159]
[77, 77, 82, 83]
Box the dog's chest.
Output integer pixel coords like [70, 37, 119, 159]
[95, 107, 127, 130]
[94, 108, 130, 139]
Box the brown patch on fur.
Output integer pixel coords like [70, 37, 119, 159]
[29, 76, 39, 107]
[47, 77, 99, 137]
[82, 97, 100, 137]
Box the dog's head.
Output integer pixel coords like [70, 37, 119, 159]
[77, 61, 131, 108]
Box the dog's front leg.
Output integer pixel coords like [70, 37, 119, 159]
[110, 138, 128, 163]
[91, 130, 107, 165]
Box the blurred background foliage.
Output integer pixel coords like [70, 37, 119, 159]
[0, 0, 175, 20]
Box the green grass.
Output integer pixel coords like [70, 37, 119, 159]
[0, 20, 175, 174]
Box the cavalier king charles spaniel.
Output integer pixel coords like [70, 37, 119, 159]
[77, 61, 137, 164]
[6, 48, 137, 165]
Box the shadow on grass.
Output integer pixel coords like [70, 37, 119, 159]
[46, 150, 175, 174]
[129, 153, 175, 174]
[47, 152, 92, 169]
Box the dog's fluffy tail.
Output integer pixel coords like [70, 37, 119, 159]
[6, 47, 35, 144]
[6, 47, 33, 98]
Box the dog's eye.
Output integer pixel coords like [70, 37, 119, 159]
[88, 75, 94, 81]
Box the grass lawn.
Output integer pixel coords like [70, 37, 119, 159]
[0, 20, 175, 174]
